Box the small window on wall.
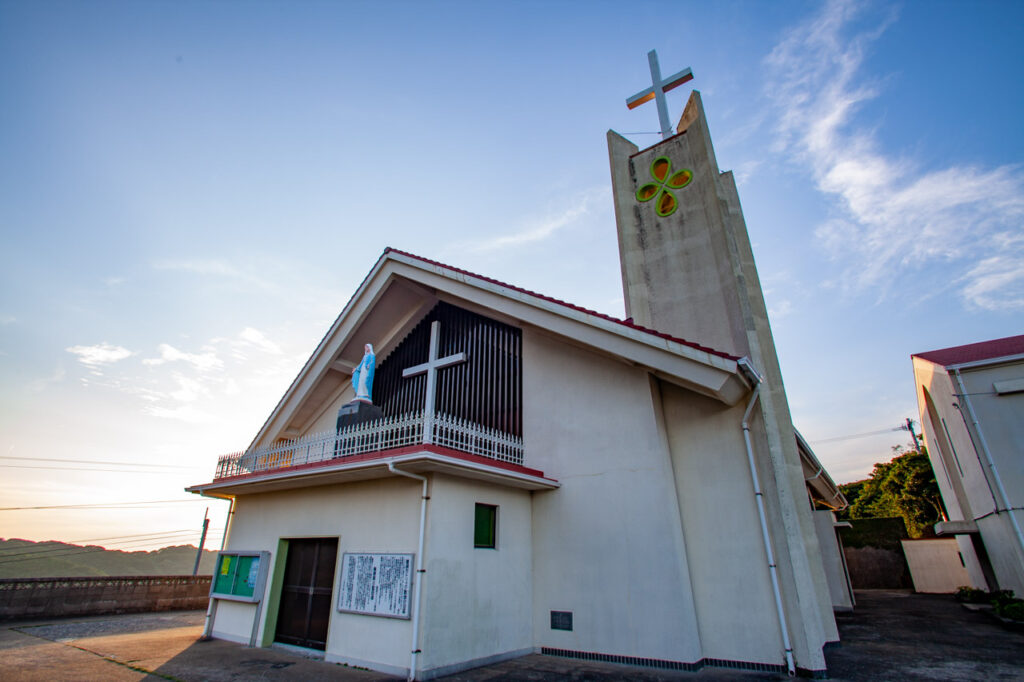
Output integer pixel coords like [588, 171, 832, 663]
[474, 503, 497, 548]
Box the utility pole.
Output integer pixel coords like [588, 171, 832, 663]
[193, 507, 210, 576]
[905, 418, 922, 452]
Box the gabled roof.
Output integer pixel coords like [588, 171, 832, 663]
[912, 334, 1024, 368]
[248, 248, 751, 450]
[386, 248, 738, 361]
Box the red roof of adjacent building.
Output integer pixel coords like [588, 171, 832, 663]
[385, 247, 740, 361]
[912, 335, 1024, 367]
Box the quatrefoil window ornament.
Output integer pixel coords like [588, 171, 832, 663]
[636, 156, 693, 217]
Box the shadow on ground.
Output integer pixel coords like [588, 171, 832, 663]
[1, 591, 1021, 681]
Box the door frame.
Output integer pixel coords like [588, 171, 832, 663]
[261, 536, 340, 649]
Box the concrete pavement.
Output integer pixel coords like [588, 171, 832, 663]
[1, 591, 1022, 681]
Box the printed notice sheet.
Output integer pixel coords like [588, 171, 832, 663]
[337, 552, 414, 618]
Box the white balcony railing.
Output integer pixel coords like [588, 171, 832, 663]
[213, 410, 524, 480]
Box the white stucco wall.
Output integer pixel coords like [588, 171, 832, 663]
[524, 329, 704, 665]
[419, 475, 533, 677]
[915, 356, 1024, 595]
[216, 478, 423, 675]
[659, 382, 785, 664]
[813, 511, 854, 611]
[211, 600, 259, 644]
[901, 539, 972, 593]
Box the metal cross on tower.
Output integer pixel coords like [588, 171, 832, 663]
[402, 320, 467, 444]
[626, 50, 694, 139]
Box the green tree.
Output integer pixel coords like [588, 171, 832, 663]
[839, 446, 946, 538]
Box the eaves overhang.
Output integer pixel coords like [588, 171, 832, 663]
[186, 445, 560, 498]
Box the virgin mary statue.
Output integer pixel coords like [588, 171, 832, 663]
[352, 344, 376, 403]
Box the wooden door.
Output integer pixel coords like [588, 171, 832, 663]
[274, 537, 338, 650]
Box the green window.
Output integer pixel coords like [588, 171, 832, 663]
[474, 503, 497, 548]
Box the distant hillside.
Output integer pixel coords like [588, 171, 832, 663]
[0, 538, 219, 579]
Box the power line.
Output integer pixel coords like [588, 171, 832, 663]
[0, 499, 207, 511]
[0, 538, 219, 566]
[2, 465, 202, 474]
[810, 426, 906, 444]
[0, 529, 203, 552]
[0, 531, 200, 561]
[0, 456, 199, 470]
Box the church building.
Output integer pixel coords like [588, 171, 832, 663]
[188, 60, 849, 680]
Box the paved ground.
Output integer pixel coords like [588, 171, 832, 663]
[1, 591, 1021, 681]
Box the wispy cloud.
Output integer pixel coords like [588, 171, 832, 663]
[453, 187, 607, 253]
[238, 327, 282, 355]
[766, 0, 1024, 309]
[66, 343, 134, 372]
[143, 343, 223, 371]
[72, 327, 299, 423]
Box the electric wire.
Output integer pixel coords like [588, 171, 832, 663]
[0, 530, 227, 565]
[1, 465, 202, 474]
[0, 528, 222, 553]
[810, 426, 906, 444]
[0, 532, 202, 561]
[0, 456, 199, 470]
[0, 499, 210, 511]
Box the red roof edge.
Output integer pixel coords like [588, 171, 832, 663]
[384, 247, 739, 361]
[912, 334, 1024, 367]
[195, 443, 556, 488]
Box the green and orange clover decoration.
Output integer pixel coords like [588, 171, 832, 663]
[636, 156, 693, 217]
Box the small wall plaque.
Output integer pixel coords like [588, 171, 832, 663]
[550, 610, 573, 631]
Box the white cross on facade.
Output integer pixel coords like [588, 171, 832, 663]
[402, 320, 467, 444]
[626, 49, 694, 139]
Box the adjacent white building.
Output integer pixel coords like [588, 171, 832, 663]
[912, 335, 1024, 595]
[188, 89, 850, 679]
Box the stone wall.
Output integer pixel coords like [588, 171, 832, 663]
[0, 576, 211, 621]
[840, 518, 913, 589]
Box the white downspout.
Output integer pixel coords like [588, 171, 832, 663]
[388, 461, 429, 681]
[202, 496, 235, 641]
[952, 368, 1024, 564]
[738, 360, 796, 677]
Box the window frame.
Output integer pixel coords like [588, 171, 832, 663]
[474, 503, 498, 549]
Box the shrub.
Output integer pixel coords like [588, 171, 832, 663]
[994, 600, 1024, 622]
[955, 586, 989, 603]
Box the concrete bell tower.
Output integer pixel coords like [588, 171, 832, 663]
[610, 75, 838, 673]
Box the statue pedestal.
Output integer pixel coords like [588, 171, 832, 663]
[336, 401, 383, 431]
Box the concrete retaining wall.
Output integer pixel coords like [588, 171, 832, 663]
[843, 547, 912, 589]
[0, 576, 212, 621]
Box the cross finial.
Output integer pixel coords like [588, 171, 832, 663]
[626, 50, 694, 139]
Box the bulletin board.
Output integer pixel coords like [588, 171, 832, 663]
[337, 552, 414, 618]
[210, 550, 270, 603]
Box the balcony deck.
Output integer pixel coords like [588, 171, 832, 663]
[188, 411, 557, 498]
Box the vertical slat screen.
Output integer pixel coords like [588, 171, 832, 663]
[373, 302, 522, 437]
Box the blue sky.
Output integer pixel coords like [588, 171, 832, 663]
[1, 0, 1021, 552]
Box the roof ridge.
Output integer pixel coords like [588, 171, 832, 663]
[384, 247, 739, 361]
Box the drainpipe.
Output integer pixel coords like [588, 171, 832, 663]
[388, 461, 429, 681]
[202, 496, 235, 641]
[952, 368, 1024, 565]
[737, 358, 796, 677]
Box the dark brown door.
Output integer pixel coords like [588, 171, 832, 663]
[274, 538, 338, 650]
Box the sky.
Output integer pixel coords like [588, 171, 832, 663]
[1, 0, 1021, 554]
